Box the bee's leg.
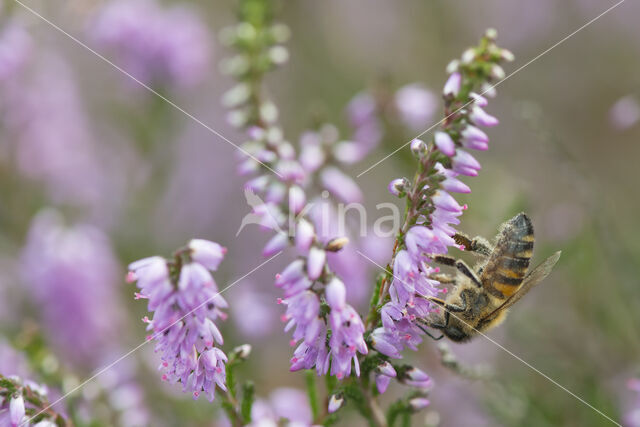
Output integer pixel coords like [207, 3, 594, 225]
[430, 273, 456, 284]
[430, 255, 482, 288]
[416, 322, 444, 340]
[454, 233, 493, 257]
[426, 296, 466, 313]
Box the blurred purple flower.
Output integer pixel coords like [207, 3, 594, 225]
[626, 379, 640, 427]
[0, 53, 107, 211]
[0, 341, 29, 380]
[395, 83, 438, 131]
[0, 19, 31, 83]
[128, 239, 228, 401]
[96, 358, 151, 427]
[90, 0, 211, 89]
[248, 388, 312, 426]
[228, 283, 278, 340]
[20, 210, 123, 368]
[610, 95, 640, 131]
[346, 92, 382, 159]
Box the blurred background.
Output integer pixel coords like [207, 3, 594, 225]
[1, 0, 639, 425]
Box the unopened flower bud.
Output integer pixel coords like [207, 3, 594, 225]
[434, 131, 456, 157]
[410, 138, 427, 157]
[400, 366, 432, 389]
[490, 64, 505, 80]
[231, 344, 252, 360]
[500, 49, 515, 62]
[325, 237, 349, 252]
[376, 361, 397, 378]
[388, 178, 409, 197]
[445, 59, 459, 74]
[326, 277, 346, 310]
[443, 72, 461, 97]
[461, 48, 475, 64]
[328, 393, 345, 413]
[10, 394, 25, 426]
[485, 28, 498, 40]
[269, 46, 289, 65]
[260, 102, 279, 124]
[409, 397, 430, 411]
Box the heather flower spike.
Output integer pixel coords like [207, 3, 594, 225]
[222, 0, 367, 382]
[370, 29, 512, 388]
[129, 239, 229, 402]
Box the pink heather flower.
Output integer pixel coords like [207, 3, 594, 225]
[295, 219, 315, 253]
[374, 362, 397, 394]
[299, 136, 326, 172]
[328, 304, 367, 379]
[129, 240, 228, 402]
[290, 339, 330, 375]
[443, 71, 461, 97]
[328, 393, 345, 413]
[470, 105, 499, 127]
[401, 367, 433, 389]
[21, 210, 123, 368]
[245, 175, 270, 193]
[276, 159, 306, 183]
[470, 92, 488, 107]
[90, 0, 211, 89]
[9, 395, 25, 426]
[408, 397, 430, 410]
[288, 185, 307, 215]
[277, 259, 367, 378]
[460, 125, 489, 151]
[275, 260, 312, 298]
[188, 239, 226, 271]
[320, 167, 363, 204]
[307, 247, 326, 280]
[452, 149, 482, 176]
[370, 328, 403, 359]
[436, 163, 471, 193]
[326, 277, 347, 310]
[0, 20, 32, 83]
[263, 232, 289, 257]
[432, 190, 463, 213]
[282, 291, 323, 345]
[394, 83, 438, 131]
[434, 131, 456, 157]
[405, 226, 449, 260]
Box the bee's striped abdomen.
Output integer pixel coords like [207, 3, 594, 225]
[481, 213, 534, 299]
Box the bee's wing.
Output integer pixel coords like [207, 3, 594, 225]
[485, 251, 561, 318]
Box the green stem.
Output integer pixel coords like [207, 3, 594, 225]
[305, 371, 320, 422]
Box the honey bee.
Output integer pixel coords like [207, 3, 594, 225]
[422, 212, 561, 342]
